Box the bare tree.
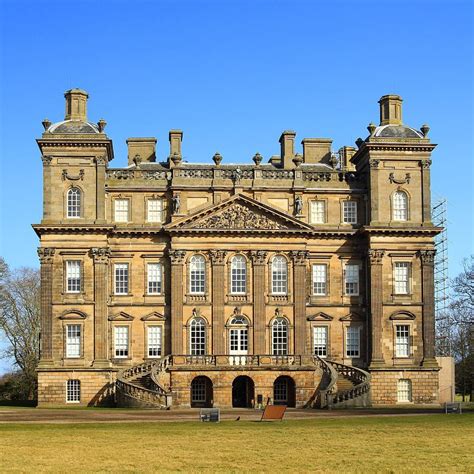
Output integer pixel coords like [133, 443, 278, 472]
[0, 257, 40, 399]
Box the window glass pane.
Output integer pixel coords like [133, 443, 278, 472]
[394, 262, 410, 295]
[310, 201, 325, 224]
[343, 201, 357, 224]
[313, 326, 328, 357]
[147, 199, 163, 223]
[114, 199, 129, 222]
[231, 255, 247, 294]
[148, 326, 162, 357]
[346, 326, 360, 357]
[312, 264, 327, 295]
[115, 263, 129, 294]
[345, 264, 359, 295]
[272, 256, 288, 294]
[66, 324, 81, 358]
[190, 256, 206, 294]
[397, 379, 412, 402]
[66, 379, 81, 402]
[272, 318, 288, 355]
[393, 192, 408, 221]
[190, 318, 206, 355]
[67, 188, 81, 218]
[191, 379, 206, 402]
[66, 260, 81, 293]
[147, 263, 162, 294]
[114, 326, 129, 358]
[395, 325, 410, 357]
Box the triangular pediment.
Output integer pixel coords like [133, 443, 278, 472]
[108, 311, 134, 321]
[307, 312, 333, 321]
[165, 194, 314, 233]
[340, 312, 363, 322]
[140, 311, 166, 321]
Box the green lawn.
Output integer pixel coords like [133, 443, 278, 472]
[0, 415, 473, 472]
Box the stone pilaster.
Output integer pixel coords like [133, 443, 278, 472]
[41, 156, 53, 224]
[368, 249, 385, 367]
[37, 248, 55, 365]
[291, 250, 309, 355]
[95, 156, 107, 223]
[169, 249, 186, 354]
[420, 160, 432, 224]
[419, 250, 438, 367]
[91, 247, 111, 367]
[250, 250, 267, 354]
[369, 159, 380, 224]
[209, 250, 227, 354]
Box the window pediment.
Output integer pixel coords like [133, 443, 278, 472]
[59, 310, 87, 320]
[307, 312, 333, 321]
[339, 312, 363, 322]
[389, 311, 416, 320]
[108, 311, 134, 321]
[140, 311, 166, 321]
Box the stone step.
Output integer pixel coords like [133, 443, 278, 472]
[129, 375, 150, 389]
[336, 375, 355, 393]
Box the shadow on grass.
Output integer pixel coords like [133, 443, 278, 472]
[0, 400, 37, 407]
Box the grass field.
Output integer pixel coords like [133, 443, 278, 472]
[1, 415, 473, 472]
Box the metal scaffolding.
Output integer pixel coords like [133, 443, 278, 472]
[432, 199, 451, 355]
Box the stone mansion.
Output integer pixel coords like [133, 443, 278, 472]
[35, 89, 441, 408]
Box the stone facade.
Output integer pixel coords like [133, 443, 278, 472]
[35, 90, 440, 407]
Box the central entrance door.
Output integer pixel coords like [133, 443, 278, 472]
[232, 375, 255, 408]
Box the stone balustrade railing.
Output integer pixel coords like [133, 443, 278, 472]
[326, 361, 371, 407]
[312, 356, 338, 408]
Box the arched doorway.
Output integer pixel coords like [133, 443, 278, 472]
[190, 376, 213, 408]
[232, 376, 254, 408]
[273, 376, 296, 407]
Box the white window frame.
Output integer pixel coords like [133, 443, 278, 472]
[394, 262, 410, 295]
[190, 318, 206, 355]
[271, 255, 288, 295]
[66, 260, 81, 293]
[147, 325, 162, 358]
[313, 326, 328, 358]
[66, 379, 81, 403]
[189, 255, 206, 295]
[344, 264, 360, 296]
[67, 188, 81, 219]
[147, 198, 164, 223]
[397, 379, 412, 403]
[312, 264, 327, 296]
[271, 318, 288, 355]
[395, 324, 410, 358]
[114, 326, 129, 358]
[310, 200, 326, 224]
[392, 191, 408, 221]
[65, 324, 81, 358]
[114, 198, 129, 223]
[147, 263, 162, 295]
[230, 255, 247, 295]
[114, 263, 129, 295]
[342, 201, 358, 224]
[345, 326, 361, 358]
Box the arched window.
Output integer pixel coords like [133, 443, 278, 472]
[190, 317, 206, 355]
[229, 316, 248, 355]
[189, 255, 206, 294]
[392, 191, 408, 221]
[272, 318, 288, 355]
[231, 255, 247, 294]
[67, 188, 81, 218]
[271, 256, 288, 295]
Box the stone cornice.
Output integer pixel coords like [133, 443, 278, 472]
[360, 225, 442, 237]
[36, 137, 114, 161]
[32, 224, 113, 236]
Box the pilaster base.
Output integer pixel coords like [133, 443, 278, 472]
[369, 360, 386, 369]
[422, 358, 439, 368]
[92, 359, 112, 368]
[37, 359, 54, 368]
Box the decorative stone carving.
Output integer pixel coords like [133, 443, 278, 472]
[97, 119, 107, 132]
[290, 250, 309, 265]
[95, 156, 107, 166]
[107, 169, 135, 179]
[209, 249, 227, 265]
[293, 153, 303, 168]
[212, 152, 222, 166]
[62, 169, 84, 181]
[143, 170, 167, 180]
[261, 170, 294, 179]
[172, 194, 181, 214]
[232, 167, 242, 184]
[389, 172, 410, 185]
[42, 118, 51, 131]
[302, 172, 331, 182]
[294, 196, 303, 216]
[168, 249, 186, 264]
[41, 155, 52, 166]
[37, 247, 55, 263]
[90, 247, 110, 263]
[420, 160, 432, 169]
[192, 203, 290, 230]
[253, 152, 263, 166]
[420, 124, 430, 137]
[221, 169, 253, 180]
[368, 249, 385, 264]
[369, 159, 380, 169]
[170, 152, 182, 167]
[180, 168, 212, 179]
[419, 249, 436, 265]
[191, 307, 202, 318]
[250, 250, 267, 265]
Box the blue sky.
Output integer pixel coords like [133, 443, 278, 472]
[0, 0, 472, 373]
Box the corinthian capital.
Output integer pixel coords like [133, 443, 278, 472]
[37, 247, 55, 264]
[249, 250, 267, 265]
[168, 249, 187, 265]
[419, 249, 436, 265]
[368, 249, 385, 265]
[290, 250, 309, 265]
[90, 247, 111, 263]
[209, 249, 227, 265]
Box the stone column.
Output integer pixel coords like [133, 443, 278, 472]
[91, 247, 111, 367]
[95, 156, 107, 224]
[368, 249, 385, 367]
[420, 160, 432, 224]
[291, 250, 309, 355]
[250, 250, 267, 354]
[420, 250, 438, 367]
[37, 247, 55, 365]
[169, 250, 186, 354]
[210, 250, 227, 354]
[41, 156, 53, 224]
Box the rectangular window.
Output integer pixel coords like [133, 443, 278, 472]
[147, 326, 162, 358]
[345, 326, 360, 357]
[344, 264, 359, 295]
[66, 324, 81, 358]
[114, 263, 129, 295]
[114, 326, 129, 358]
[395, 325, 410, 358]
[310, 200, 326, 224]
[343, 201, 358, 224]
[397, 379, 412, 402]
[66, 379, 80, 403]
[394, 262, 410, 295]
[313, 326, 328, 358]
[312, 264, 327, 296]
[66, 260, 81, 293]
[147, 199, 163, 223]
[147, 263, 162, 294]
[114, 199, 129, 222]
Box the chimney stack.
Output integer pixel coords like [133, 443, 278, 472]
[168, 130, 183, 168]
[126, 138, 157, 166]
[301, 138, 332, 165]
[379, 94, 403, 125]
[279, 130, 296, 168]
[64, 88, 88, 121]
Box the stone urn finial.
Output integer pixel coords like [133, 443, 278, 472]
[171, 152, 182, 166]
[355, 137, 364, 149]
[42, 118, 51, 131]
[367, 122, 376, 137]
[213, 152, 223, 166]
[293, 153, 303, 168]
[97, 119, 107, 132]
[420, 124, 430, 137]
[253, 152, 263, 166]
